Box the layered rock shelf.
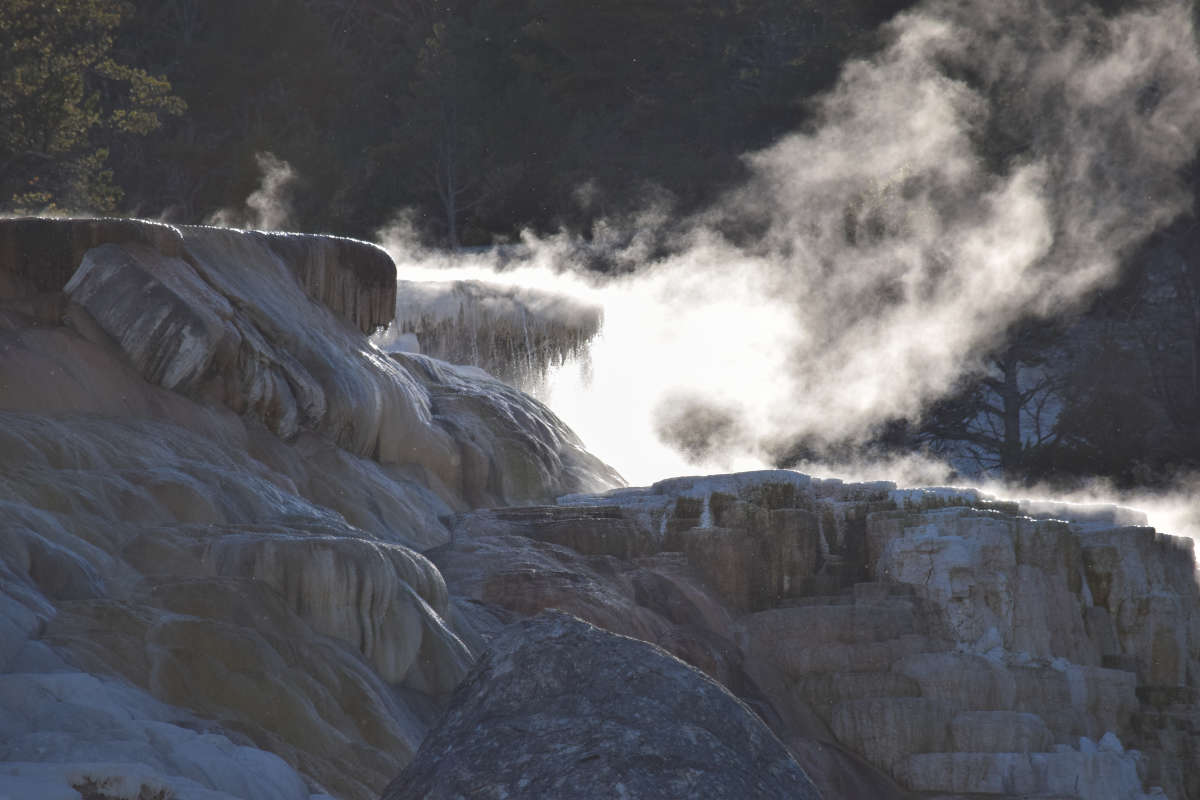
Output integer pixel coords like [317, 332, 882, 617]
[0, 218, 617, 800]
[379, 278, 601, 390]
[0, 218, 393, 335]
[1, 218, 1197, 800]
[439, 474, 1199, 799]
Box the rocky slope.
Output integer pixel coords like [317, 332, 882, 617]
[430, 474, 1198, 799]
[1, 218, 1197, 800]
[0, 218, 616, 800]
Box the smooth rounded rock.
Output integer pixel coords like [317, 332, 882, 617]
[381, 612, 822, 800]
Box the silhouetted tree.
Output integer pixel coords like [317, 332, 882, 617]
[0, 0, 183, 212]
[918, 321, 1066, 481]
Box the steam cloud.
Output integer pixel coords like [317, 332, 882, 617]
[380, 0, 1200, 490]
[206, 152, 297, 231]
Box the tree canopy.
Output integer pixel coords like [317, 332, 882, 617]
[0, 0, 910, 237]
[0, 0, 183, 212]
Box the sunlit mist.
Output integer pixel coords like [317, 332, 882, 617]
[377, 0, 1200, 514]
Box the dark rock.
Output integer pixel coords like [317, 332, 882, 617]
[0, 217, 183, 298]
[0, 217, 394, 336]
[251, 229, 396, 335]
[664, 509, 822, 612]
[452, 505, 652, 559]
[381, 611, 822, 800]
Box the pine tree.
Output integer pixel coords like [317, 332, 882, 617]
[0, 0, 184, 213]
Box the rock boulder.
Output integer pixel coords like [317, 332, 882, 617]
[381, 612, 822, 800]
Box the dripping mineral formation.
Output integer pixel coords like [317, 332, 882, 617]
[375, 277, 601, 392]
[1, 218, 1197, 800]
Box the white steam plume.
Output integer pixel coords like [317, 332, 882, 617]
[380, 0, 1200, 488]
[206, 152, 297, 231]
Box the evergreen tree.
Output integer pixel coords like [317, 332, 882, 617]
[0, 0, 183, 212]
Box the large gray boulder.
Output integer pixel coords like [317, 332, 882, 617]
[382, 611, 822, 800]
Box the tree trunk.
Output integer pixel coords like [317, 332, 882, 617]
[443, 170, 459, 251]
[999, 350, 1022, 475]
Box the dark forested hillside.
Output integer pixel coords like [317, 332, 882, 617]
[2, 0, 918, 239]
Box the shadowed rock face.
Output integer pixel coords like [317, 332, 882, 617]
[259, 229, 396, 335]
[1, 411, 463, 800]
[432, 474, 1198, 800]
[0, 217, 184, 299]
[0, 218, 393, 335]
[0, 217, 621, 800]
[382, 612, 822, 800]
[0, 217, 619, 505]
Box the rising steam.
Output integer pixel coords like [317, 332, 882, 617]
[206, 152, 297, 231]
[380, 0, 1200, 490]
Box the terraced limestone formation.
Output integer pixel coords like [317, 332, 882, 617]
[0, 218, 618, 800]
[440, 473, 1199, 799]
[1, 217, 1197, 800]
